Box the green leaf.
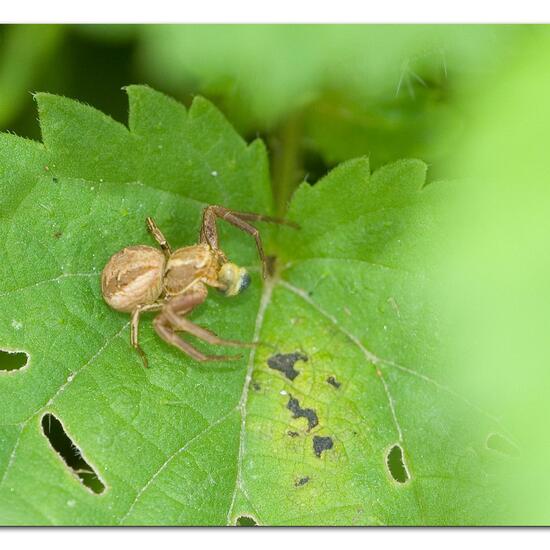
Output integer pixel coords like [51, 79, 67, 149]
[0, 86, 500, 525]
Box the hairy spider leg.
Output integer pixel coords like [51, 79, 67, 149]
[163, 292, 257, 349]
[199, 206, 269, 277]
[153, 289, 244, 362]
[146, 217, 173, 258]
[225, 210, 300, 229]
[199, 207, 221, 250]
[131, 302, 164, 368]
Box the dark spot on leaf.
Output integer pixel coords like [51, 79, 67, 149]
[313, 436, 333, 457]
[327, 376, 341, 388]
[41, 413, 105, 494]
[386, 444, 410, 483]
[486, 433, 520, 457]
[251, 381, 261, 391]
[236, 515, 257, 526]
[287, 430, 300, 438]
[268, 352, 308, 381]
[53, 231, 63, 239]
[287, 395, 318, 431]
[0, 350, 28, 372]
[295, 476, 310, 487]
[52, 177, 58, 183]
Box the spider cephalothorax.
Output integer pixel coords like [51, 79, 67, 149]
[101, 205, 295, 367]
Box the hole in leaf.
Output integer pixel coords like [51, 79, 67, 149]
[41, 413, 105, 494]
[386, 444, 410, 483]
[0, 349, 29, 372]
[486, 432, 520, 457]
[235, 515, 258, 526]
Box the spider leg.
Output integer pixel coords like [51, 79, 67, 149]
[131, 302, 164, 368]
[154, 289, 247, 363]
[199, 205, 298, 279]
[223, 212, 268, 277]
[163, 307, 257, 349]
[199, 206, 266, 277]
[153, 313, 242, 362]
[226, 210, 300, 229]
[146, 217, 173, 258]
[199, 206, 218, 249]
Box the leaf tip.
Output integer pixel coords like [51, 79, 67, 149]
[372, 158, 428, 191]
[124, 83, 160, 99]
[125, 84, 188, 135]
[188, 94, 215, 117]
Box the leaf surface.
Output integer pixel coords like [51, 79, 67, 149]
[0, 87, 499, 525]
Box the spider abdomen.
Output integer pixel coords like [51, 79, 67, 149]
[101, 245, 166, 313]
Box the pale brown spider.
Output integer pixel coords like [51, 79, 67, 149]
[101, 205, 295, 367]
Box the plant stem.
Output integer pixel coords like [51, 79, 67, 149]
[270, 112, 303, 217]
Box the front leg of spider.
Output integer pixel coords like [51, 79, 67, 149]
[200, 205, 297, 279]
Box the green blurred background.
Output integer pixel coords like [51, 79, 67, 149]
[1, 24, 549, 523]
[0, 24, 537, 210]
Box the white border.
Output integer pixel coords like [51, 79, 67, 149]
[1, 0, 550, 23]
[0, 528, 546, 550]
[1, 0, 548, 542]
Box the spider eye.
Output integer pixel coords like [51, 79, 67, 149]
[238, 271, 251, 293]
